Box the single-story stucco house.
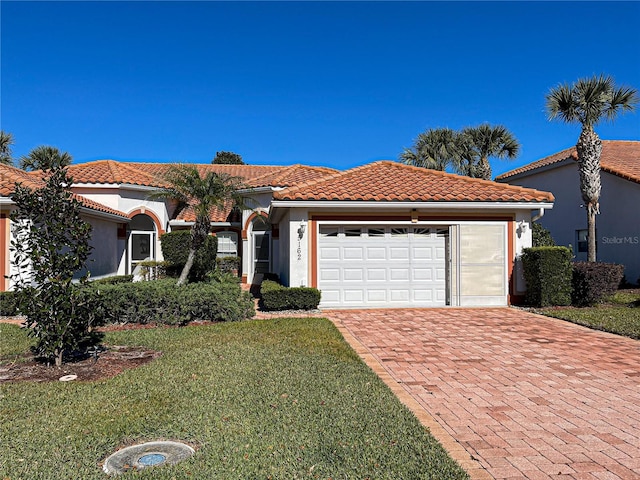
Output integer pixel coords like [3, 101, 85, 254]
[1, 159, 555, 308]
[496, 140, 640, 285]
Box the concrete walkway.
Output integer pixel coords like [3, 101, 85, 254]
[326, 308, 640, 480]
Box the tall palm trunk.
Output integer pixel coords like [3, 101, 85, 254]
[576, 127, 602, 262]
[177, 216, 210, 286]
[477, 157, 492, 180]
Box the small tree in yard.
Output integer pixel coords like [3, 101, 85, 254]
[152, 164, 247, 286]
[10, 153, 97, 367]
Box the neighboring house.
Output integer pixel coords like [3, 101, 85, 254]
[496, 140, 640, 285]
[1, 159, 555, 308]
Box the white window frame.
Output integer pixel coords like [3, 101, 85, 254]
[216, 231, 239, 258]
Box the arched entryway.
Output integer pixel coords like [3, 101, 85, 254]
[251, 216, 271, 278]
[128, 213, 157, 274]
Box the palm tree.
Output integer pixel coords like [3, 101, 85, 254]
[459, 124, 520, 180]
[0, 131, 14, 165]
[546, 75, 638, 261]
[20, 145, 72, 171]
[153, 165, 247, 285]
[400, 128, 459, 171]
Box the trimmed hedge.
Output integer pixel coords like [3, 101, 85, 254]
[160, 230, 218, 281]
[260, 280, 321, 311]
[0, 291, 19, 316]
[521, 246, 572, 307]
[572, 262, 624, 307]
[85, 278, 254, 325]
[90, 275, 134, 285]
[216, 256, 240, 274]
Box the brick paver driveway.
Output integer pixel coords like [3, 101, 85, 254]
[327, 308, 640, 480]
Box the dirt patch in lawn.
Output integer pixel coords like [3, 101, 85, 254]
[0, 345, 162, 383]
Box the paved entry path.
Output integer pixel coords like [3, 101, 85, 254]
[326, 309, 640, 480]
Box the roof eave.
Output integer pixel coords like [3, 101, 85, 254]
[79, 207, 130, 222]
[270, 200, 554, 210]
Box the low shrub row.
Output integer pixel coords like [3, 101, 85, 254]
[0, 291, 19, 316]
[522, 246, 625, 307]
[571, 261, 625, 307]
[86, 278, 255, 325]
[260, 280, 321, 311]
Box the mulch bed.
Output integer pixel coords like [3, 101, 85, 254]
[0, 345, 162, 384]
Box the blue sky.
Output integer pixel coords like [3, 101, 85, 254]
[2, 1, 639, 177]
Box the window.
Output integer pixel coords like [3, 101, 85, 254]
[391, 227, 408, 237]
[413, 228, 431, 236]
[217, 231, 238, 257]
[344, 228, 362, 237]
[576, 229, 590, 254]
[320, 227, 339, 237]
[367, 228, 385, 237]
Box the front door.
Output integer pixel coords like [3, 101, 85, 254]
[253, 231, 271, 276]
[129, 231, 155, 274]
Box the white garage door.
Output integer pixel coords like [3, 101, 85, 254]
[318, 226, 448, 308]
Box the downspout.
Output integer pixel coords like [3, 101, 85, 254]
[531, 207, 545, 223]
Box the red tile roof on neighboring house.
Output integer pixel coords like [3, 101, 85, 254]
[496, 140, 640, 184]
[273, 161, 554, 203]
[0, 164, 129, 220]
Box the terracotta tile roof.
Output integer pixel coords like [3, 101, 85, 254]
[273, 161, 554, 203]
[67, 161, 287, 186]
[496, 140, 640, 184]
[247, 164, 338, 188]
[174, 200, 239, 223]
[73, 194, 129, 220]
[1, 164, 129, 220]
[0, 164, 44, 196]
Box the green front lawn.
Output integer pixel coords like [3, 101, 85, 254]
[539, 289, 640, 339]
[0, 318, 468, 479]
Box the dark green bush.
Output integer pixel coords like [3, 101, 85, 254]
[160, 230, 218, 281]
[85, 278, 254, 325]
[0, 291, 19, 316]
[216, 256, 240, 274]
[90, 275, 134, 285]
[532, 222, 556, 247]
[260, 280, 321, 311]
[572, 262, 625, 307]
[521, 246, 572, 307]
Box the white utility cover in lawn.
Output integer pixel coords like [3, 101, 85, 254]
[318, 226, 447, 308]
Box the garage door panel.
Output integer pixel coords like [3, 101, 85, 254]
[413, 268, 433, 281]
[367, 268, 387, 281]
[343, 247, 364, 260]
[413, 247, 433, 260]
[390, 247, 409, 259]
[344, 290, 364, 302]
[366, 247, 387, 260]
[343, 268, 363, 281]
[321, 290, 341, 303]
[318, 226, 447, 308]
[413, 289, 433, 301]
[367, 290, 387, 302]
[320, 247, 340, 260]
[390, 289, 410, 302]
[320, 268, 340, 281]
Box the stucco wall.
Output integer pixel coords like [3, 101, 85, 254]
[77, 215, 123, 280]
[504, 164, 640, 284]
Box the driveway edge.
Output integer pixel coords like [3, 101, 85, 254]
[329, 316, 493, 480]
